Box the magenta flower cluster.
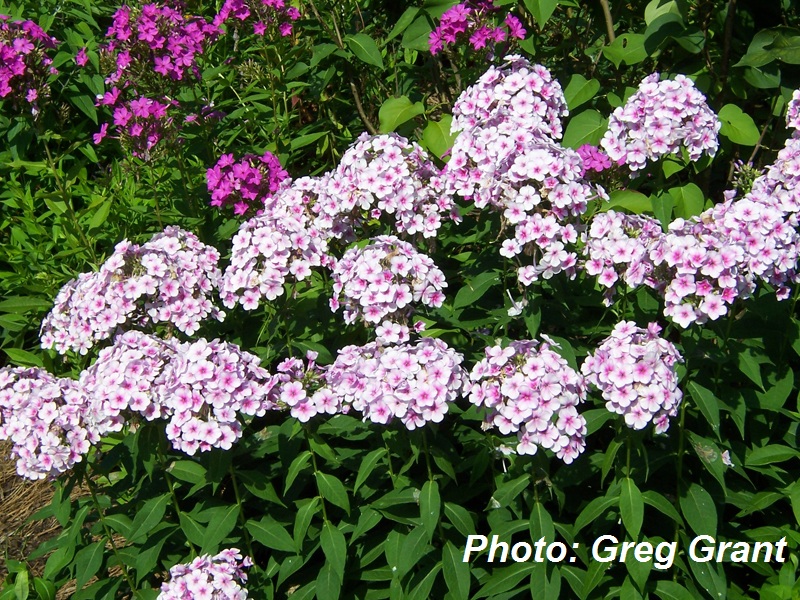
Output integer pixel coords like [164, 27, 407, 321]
[81, 332, 277, 455]
[94, 92, 178, 159]
[577, 144, 614, 176]
[445, 55, 606, 286]
[0, 368, 94, 480]
[206, 151, 289, 215]
[300, 133, 457, 242]
[158, 548, 252, 600]
[214, 0, 300, 37]
[0, 16, 58, 112]
[221, 184, 332, 310]
[601, 73, 720, 172]
[581, 322, 683, 433]
[329, 235, 447, 330]
[102, 4, 220, 84]
[325, 338, 468, 429]
[468, 338, 587, 464]
[429, 1, 525, 55]
[40, 226, 223, 355]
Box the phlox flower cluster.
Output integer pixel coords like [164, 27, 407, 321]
[40, 226, 223, 355]
[787, 89, 800, 130]
[468, 339, 587, 464]
[429, 1, 525, 55]
[581, 321, 682, 433]
[220, 184, 331, 310]
[267, 351, 342, 423]
[299, 133, 457, 242]
[0, 368, 94, 480]
[449, 55, 567, 139]
[81, 331, 278, 455]
[102, 4, 220, 84]
[158, 548, 252, 600]
[214, 0, 300, 37]
[329, 235, 447, 330]
[577, 144, 614, 176]
[584, 189, 800, 327]
[0, 16, 58, 112]
[206, 151, 289, 215]
[445, 56, 606, 286]
[601, 73, 720, 172]
[324, 338, 468, 429]
[94, 93, 178, 159]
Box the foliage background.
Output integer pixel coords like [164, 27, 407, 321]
[1, 0, 800, 599]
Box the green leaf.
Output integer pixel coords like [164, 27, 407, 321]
[129, 495, 170, 543]
[442, 541, 470, 600]
[32, 577, 55, 600]
[619, 478, 644, 538]
[523, 0, 559, 27]
[422, 114, 457, 159]
[179, 513, 207, 548]
[680, 483, 717, 537]
[564, 74, 600, 110]
[315, 563, 341, 600]
[737, 347, 765, 390]
[575, 494, 618, 532]
[387, 7, 420, 41]
[321, 521, 347, 583]
[345, 33, 384, 69]
[4, 348, 43, 368]
[401, 16, 434, 52]
[687, 382, 720, 437]
[379, 96, 425, 133]
[603, 33, 648, 68]
[407, 562, 441, 600]
[0, 297, 53, 313]
[654, 580, 696, 600]
[453, 271, 499, 310]
[290, 131, 328, 150]
[74, 541, 104, 591]
[201, 505, 239, 554]
[668, 183, 705, 219]
[14, 569, 29, 600]
[316, 472, 350, 515]
[294, 497, 320, 548]
[718, 104, 760, 145]
[285, 450, 312, 493]
[248, 517, 296, 553]
[419, 480, 441, 541]
[650, 192, 674, 231]
[489, 474, 530, 509]
[746, 444, 800, 466]
[354, 447, 386, 493]
[641, 490, 683, 525]
[167, 460, 207, 485]
[601, 190, 651, 214]
[562, 110, 608, 148]
[474, 563, 534, 598]
[529, 502, 555, 546]
[444, 503, 474, 537]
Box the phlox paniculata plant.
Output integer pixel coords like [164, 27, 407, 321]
[81, 331, 278, 456]
[582, 322, 683, 432]
[40, 226, 223, 355]
[221, 183, 332, 310]
[206, 151, 289, 215]
[213, 0, 301, 37]
[329, 235, 447, 336]
[324, 337, 468, 429]
[0, 15, 58, 114]
[468, 338, 587, 464]
[0, 368, 94, 480]
[601, 73, 720, 173]
[158, 548, 252, 599]
[428, 0, 526, 56]
[298, 132, 458, 243]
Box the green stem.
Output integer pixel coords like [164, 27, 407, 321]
[307, 430, 329, 522]
[229, 466, 256, 562]
[84, 475, 138, 593]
